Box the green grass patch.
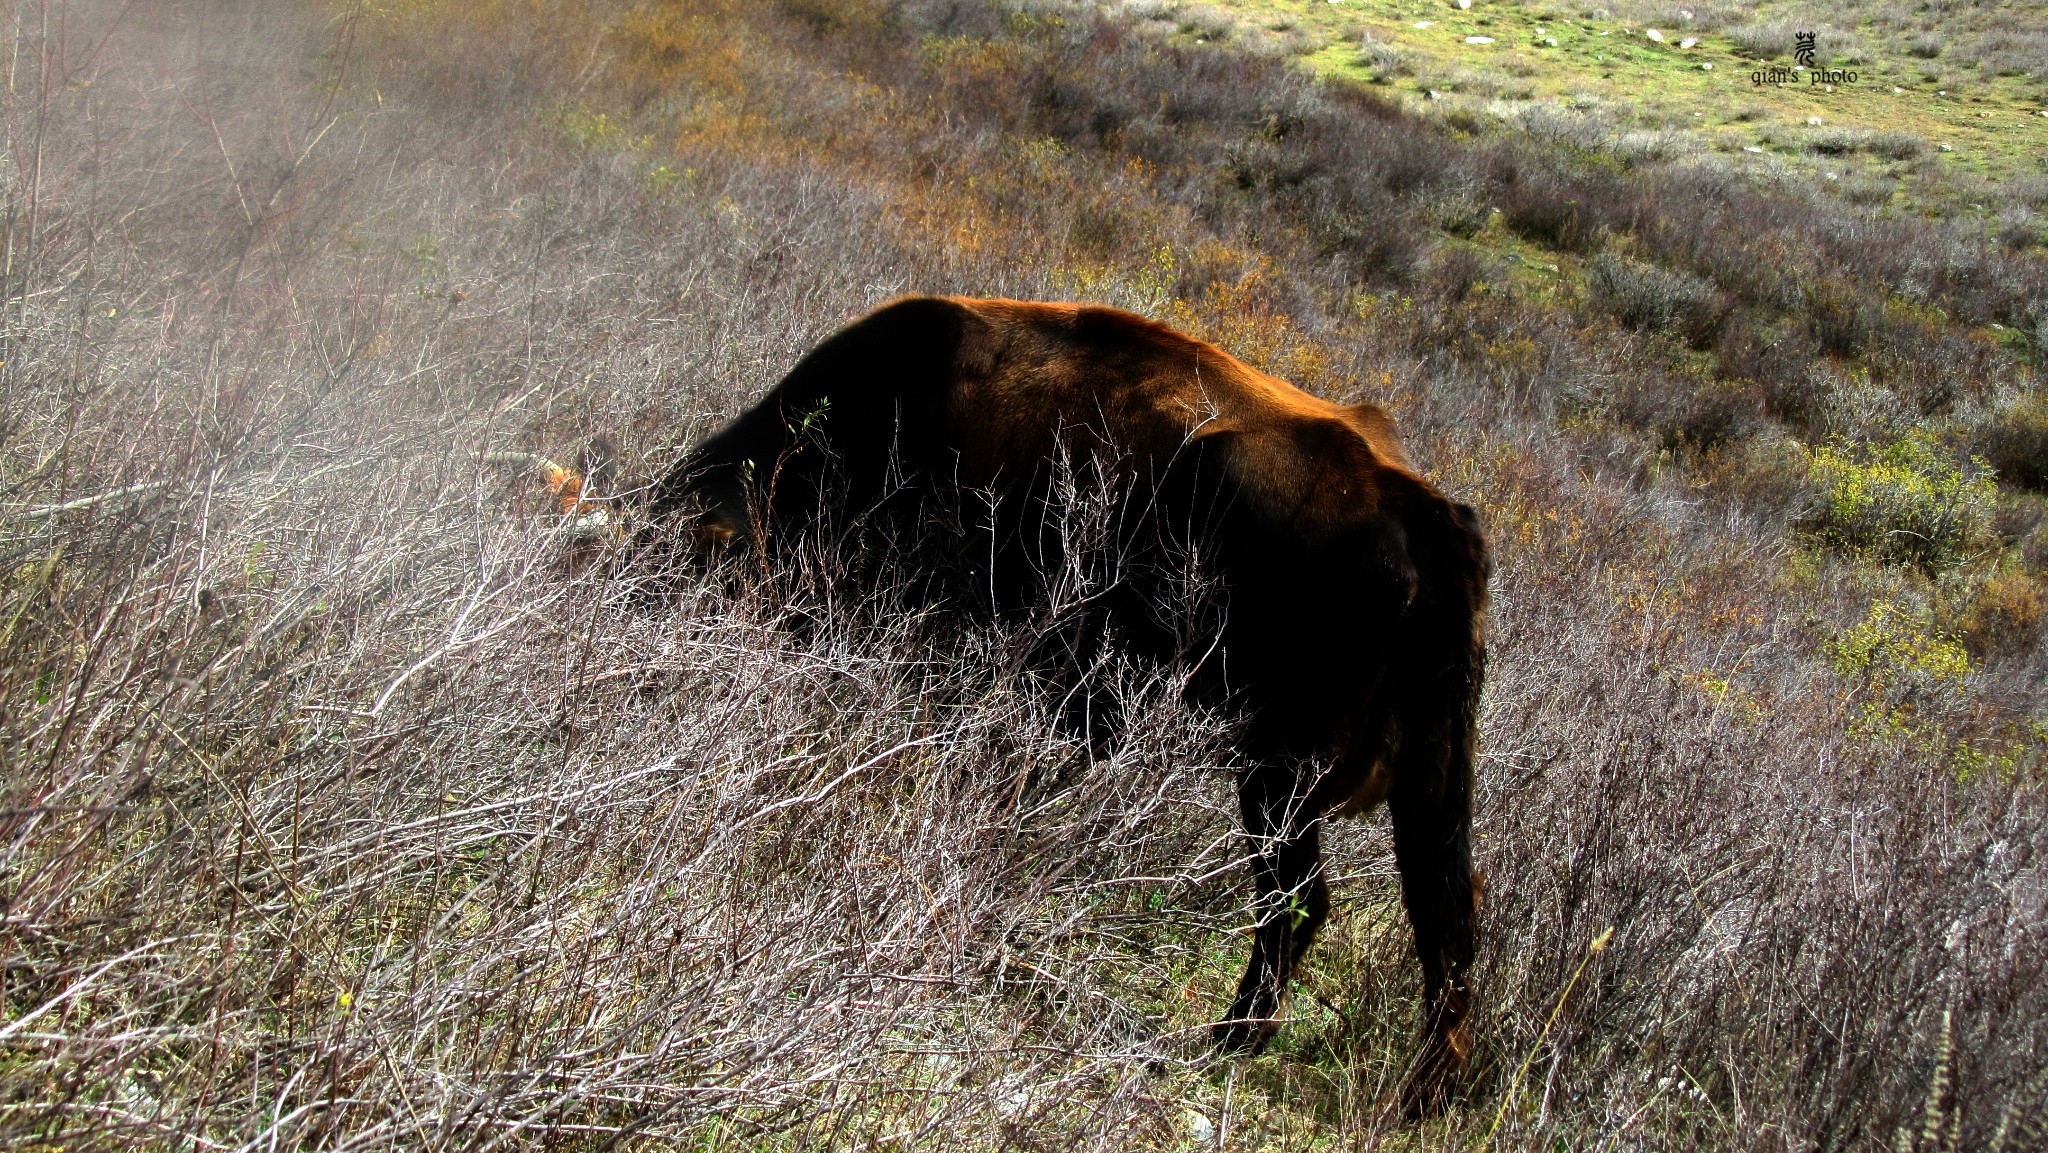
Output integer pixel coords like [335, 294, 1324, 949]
[1195, 0, 2048, 220]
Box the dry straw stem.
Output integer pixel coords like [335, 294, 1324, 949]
[1477, 925, 1614, 1152]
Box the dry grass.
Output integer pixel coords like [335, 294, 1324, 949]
[3, 1, 2046, 1149]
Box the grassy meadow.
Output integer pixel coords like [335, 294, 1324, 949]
[2, 0, 2046, 1148]
[1175, 0, 2048, 215]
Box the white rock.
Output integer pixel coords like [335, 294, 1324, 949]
[1535, 27, 1546, 35]
[1825, 172, 1839, 179]
[1545, 37, 1558, 46]
[1646, 28, 1663, 41]
[1413, 20, 1434, 27]
[1427, 88, 1444, 99]
[1456, 0, 1471, 9]
[1894, 86, 1905, 93]
[1938, 143, 1954, 151]
[1699, 62, 1712, 70]
[1679, 8, 1693, 18]
[1743, 145, 1763, 153]
[1680, 37, 1697, 48]
[1807, 116, 1823, 125]
[1465, 35, 1495, 44]
[1186, 1112, 1216, 1143]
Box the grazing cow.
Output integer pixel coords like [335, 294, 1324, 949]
[646, 296, 1489, 1115]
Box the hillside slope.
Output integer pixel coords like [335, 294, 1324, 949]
[2, 1, 2044, 1149]
[1189, 0, 2048, 217]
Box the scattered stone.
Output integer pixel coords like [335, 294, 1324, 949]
[1894, 86, 1904, 93]
[1938, 143, 1954, 152]
[1680, 37, 1697, 48]
[1413, 20, 1434, 27]
[1646, 29, 1663, 42]
[1699, 62, 1712, 70]
[1456, 0, 1471, 9]
[1825, 172, 1839, 180]
[1427, 88, 1444, 99]
[1807, 116, 1823, 125]
[1743, 145, 1763, 152]
[1545, 37, 1558, 46]
[1465, 35, 1495, 44]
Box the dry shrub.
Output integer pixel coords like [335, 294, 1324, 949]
[1974, 393, 2048, 490]
[1997, 208, 2043, 252]
[1839, 171, 1900, 206]
[1174, 3, 1236, 40]
[1799, 433, 1999, 571]
[1694, 430, 1816, 521]
[1419, 183, 1494, 237]
[1494, 167, 1608, 253]
[1586, 251, 1729, 347]
[1716, 313, 1831, 426]
[1963, 29, 2048, 77]
[1802, 277, 1886, 358]
[1960, 571, 2047, 661]
[1355, 30, 1409, 78]
[1647, 374, 1768, 450]
[1806, 127, 1925, 160]
[1725, 21, 1862, 63]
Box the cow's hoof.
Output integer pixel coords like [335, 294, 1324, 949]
[1400, 1044, 1464, 1119]
[1399, 1075, 1450, 1120]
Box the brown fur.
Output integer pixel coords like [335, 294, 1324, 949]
[648, 297, 1490, 1115]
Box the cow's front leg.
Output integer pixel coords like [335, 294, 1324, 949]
[1213, 768, 1329, 1053]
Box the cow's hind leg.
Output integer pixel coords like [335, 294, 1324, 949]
[1389, 749, 1478, 1117]
[1213, 768, 1329, 1053]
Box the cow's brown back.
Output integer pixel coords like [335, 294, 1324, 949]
[942, 299, 1417, 533]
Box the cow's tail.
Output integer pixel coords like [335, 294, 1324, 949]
[1388, 488, 1490, 1114]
